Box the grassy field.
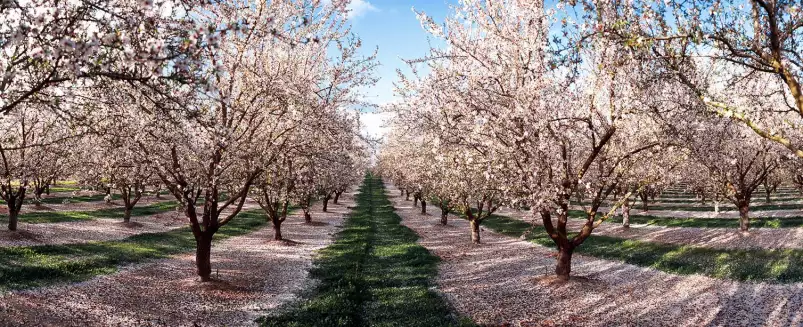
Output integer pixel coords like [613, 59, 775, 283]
[0, 201, 179, 224]
[259, 175, 472, 327]
[0, 210, 269, 291]
[480, 214, 803, 283]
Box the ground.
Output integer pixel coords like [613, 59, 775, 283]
[1, 180, 803, 326]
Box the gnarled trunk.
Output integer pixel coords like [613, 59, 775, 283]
[196, 233, 213, 282]
[470, 219, 480, 244]
[555, 246, 574, 281]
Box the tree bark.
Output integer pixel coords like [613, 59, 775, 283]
[405, 190, 410, 201]
[272, 221, 283, 241]
[123, 207, 132, 223]
[420, 199, 426, 214]
[470, 219, 480, 244]
[766, 189, 772, 203]
[440, 206, 449, 225]
[555, 246, 574, 281]
[322, 196, 330, 212]
[7, 209, 18, 231]
[304, 210, 312, 223]
[414, 196, 419, 207]
[196, 233, 213, 282]
[622, 199, 630, 228]
[738, 200, 750, 232]
[334, 191, 343, 204]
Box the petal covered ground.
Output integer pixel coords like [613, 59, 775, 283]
[387, 183, 803, 327]
[0, 189, 355, 327]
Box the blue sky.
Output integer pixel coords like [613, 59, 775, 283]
[348, 0, 452, 106]
[344, 0, 455, 138]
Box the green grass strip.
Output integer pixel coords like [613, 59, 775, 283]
[259, 175, 473, 327]
[0, 210, 269, 291]
[0, 201, 179, 224]
[481, 214, 803, 283]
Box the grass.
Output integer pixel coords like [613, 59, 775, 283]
[0, 201, 179, 224]
[479, 214, 803, 283]
[0, 209, 270, 291]
[259, 175, 473, 327]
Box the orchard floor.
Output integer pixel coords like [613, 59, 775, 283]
[496, 207, 803, 250]
[386, 184, 803, 327]
[0, 190, 355, 327]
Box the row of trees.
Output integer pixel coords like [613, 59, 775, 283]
[1, 0, 373, 281]
[377, 0, 803, 281]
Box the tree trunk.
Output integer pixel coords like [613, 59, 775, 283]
[440, 206, 449, 225]
[414, 196, 419, 207]
[322, 196, 330, 212]
[470, 219, 481, 244]
[405, 190, 410, 201]
[714, 201, 720, 214]
[622, 199, 630, 228]
[334, 191, 343, 204]
[7, 209, 18, 231]
[700, 193, 706, 205]
[304, 210, 312, 223]
[272, 220, 283, 241]
[738, 201, 750, 232]
[123, 207, 132, 223]
[766, 190, 772, 203]
[420, 199, 426, 214]
[196, 233, 213, 282]
[555, 246, 574, 281]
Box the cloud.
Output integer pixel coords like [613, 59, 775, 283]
[346, 0, 379, 19]
[359, 110, 392, 139]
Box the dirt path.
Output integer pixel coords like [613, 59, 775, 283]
[386, 183, 803, 327]
[0, 188, 356, 327]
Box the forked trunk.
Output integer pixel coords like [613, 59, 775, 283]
[420, 199, 426, 214]
[334, 191, 343, 204]
[196, 233, 213, 282]
[470, 219, 481, 244]
[555, 246, 574, 281]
